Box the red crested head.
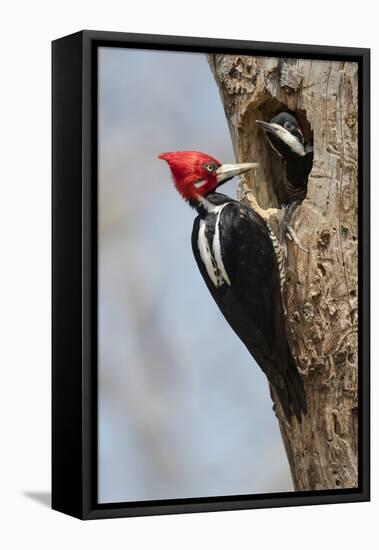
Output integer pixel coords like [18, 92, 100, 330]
[158, 151, 221, 201]
[159, 151, 257, 203]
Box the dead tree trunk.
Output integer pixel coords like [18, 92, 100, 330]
[208, 55, 358, 491]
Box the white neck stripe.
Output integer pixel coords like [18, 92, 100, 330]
[197, 203, 231, 288]
[198, 196, 227, 214]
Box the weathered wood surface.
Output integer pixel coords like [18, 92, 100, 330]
[208, 55, 358, 491]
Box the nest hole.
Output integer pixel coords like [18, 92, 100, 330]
[240, 98, 314, 210]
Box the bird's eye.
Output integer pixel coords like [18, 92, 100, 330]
[204, 163, 215, 172]
[284, 121, 294, 131]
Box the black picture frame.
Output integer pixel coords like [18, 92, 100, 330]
[52, 30, 370, 520]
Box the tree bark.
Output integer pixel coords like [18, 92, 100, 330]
[208, 54, 358, 491]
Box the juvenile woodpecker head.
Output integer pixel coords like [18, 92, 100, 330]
[256, 112, 307, 158]
[159, 151, 257, 202]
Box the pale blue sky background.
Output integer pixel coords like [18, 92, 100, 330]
[98, 47, 292, 503]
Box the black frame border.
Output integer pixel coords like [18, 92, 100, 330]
[52, 30, 370, 520]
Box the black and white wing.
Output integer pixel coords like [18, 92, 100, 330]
[192, 201, 306, 421]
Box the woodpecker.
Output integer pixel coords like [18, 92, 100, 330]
[256, 112, 313, 204]
[159, 150, 306, 422]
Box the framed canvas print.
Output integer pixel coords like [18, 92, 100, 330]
[52, 30, 370, 519]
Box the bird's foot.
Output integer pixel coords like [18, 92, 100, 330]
[285, 225, 309, 253]
[279, 201, 309, 253]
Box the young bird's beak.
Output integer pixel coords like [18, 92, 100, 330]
[216, 162, 258, 184]
[255, 120, 280, 134]
[256, 120, 305, 157]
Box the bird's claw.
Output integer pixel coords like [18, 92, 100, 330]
[279, 201, 308, 253]
[285, 225, 309, 253]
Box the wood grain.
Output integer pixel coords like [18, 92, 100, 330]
[208, 54, 358, 491]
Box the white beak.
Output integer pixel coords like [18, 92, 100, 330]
[216, 162, 258, 184]
[256, 120, 305, 157]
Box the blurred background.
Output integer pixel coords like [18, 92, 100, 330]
[98, 47, 292, 503]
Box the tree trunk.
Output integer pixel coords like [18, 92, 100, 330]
[208, 54, 358, 491]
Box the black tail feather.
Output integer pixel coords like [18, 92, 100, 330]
[271, 346, 307, 423]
